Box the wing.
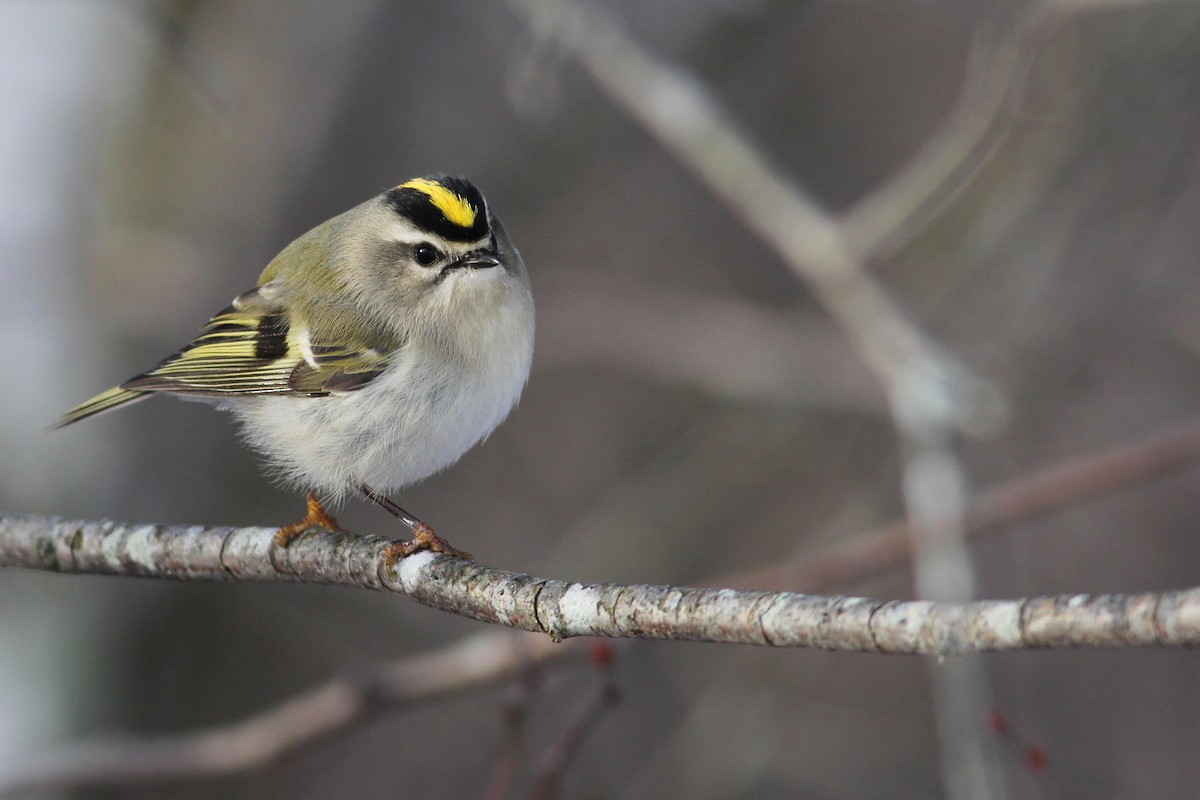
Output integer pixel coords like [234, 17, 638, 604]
[54, 286, 395, 427]
[52, 385, 148, 428]
[124, 286, 394, 397]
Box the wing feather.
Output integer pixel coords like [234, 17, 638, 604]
[51, 386, 148, 428]
[55, 286, 397, 427]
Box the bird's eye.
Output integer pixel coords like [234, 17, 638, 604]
[414, 243, 440, 266]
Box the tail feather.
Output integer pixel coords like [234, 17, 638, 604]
[52, 386, 149, 429]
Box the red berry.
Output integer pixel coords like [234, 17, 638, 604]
[589, 640, 616, 668]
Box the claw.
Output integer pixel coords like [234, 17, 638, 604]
[275, 490, 343, 547]
[382, 521, 474, 567]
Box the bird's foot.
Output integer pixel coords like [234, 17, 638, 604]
[275, 490, 343, 547]
[382, 521, 474, 567]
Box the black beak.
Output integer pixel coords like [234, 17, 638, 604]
[458, 249, 501, 270]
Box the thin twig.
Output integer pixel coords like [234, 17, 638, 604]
[839, 16, 1031, 261]
[527, 644, 621, 800]
[537, 283, 886, 413]
[722, 417, 1200, 592]
[483, 652, 545, 800]
[0, 630, 568, 798]
[506, 0, 994, 434]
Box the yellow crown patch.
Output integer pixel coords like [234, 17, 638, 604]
[398, 178, 478, 229]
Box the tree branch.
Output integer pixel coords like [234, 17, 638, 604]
[507, 0, 996, 433]
[2, 513, 1198, 652]
[0, 630, 570, 797]
[501, 5, 1171, 793]
[723, 416, 1200, 592]
[8, 415, 1199, 795]
[528, 645, 621, 800]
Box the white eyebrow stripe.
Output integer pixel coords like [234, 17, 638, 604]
[385, 223, 484, 252]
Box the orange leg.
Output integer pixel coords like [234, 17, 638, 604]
[381, 520, 474, 567]
[275, 490, 344, 547]
[359, 483, 473, 565]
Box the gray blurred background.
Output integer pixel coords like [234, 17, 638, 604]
[3, 1, 1200, 797]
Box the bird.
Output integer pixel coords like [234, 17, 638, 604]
[55, 175, 535, 562]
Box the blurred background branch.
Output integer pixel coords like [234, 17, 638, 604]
[0, 631, 570, 798]
[504, 1, 1186, 795]
[6, 411, 1200, 794]
[723, 415, 1200, 591]
[507, 0, 996, 427]
[505, 2, 1062, 796]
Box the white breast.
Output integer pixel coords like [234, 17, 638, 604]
[231, 294, 534, 501]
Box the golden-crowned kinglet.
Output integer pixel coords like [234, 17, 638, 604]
[56, 175, 535, 561]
